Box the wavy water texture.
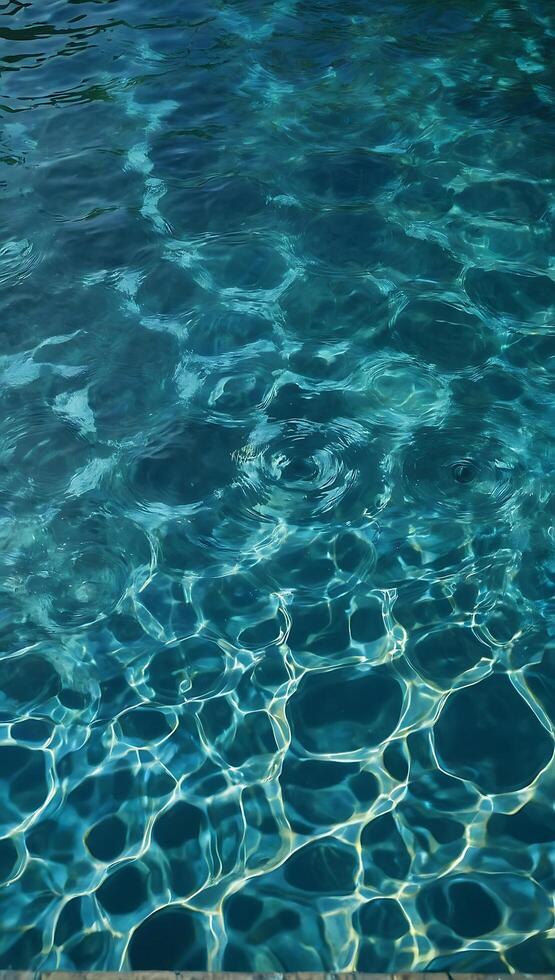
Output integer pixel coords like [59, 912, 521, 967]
[0, 0, 555, 972]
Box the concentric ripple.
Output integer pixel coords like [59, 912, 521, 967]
[400, 423, 527, 521]
[1, 0, 555, 973]
[234, 417, 388, 529]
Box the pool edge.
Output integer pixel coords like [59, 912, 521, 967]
[1, 971, 548, 980]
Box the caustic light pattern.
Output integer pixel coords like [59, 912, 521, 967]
[1, 0, 555, 972]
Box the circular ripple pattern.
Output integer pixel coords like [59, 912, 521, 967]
[400, 423, 527, 521]
[0, 0, 555, 973]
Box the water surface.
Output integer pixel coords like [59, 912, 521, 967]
[1, 0, 555, 971]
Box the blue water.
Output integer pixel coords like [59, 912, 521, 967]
[1, 0, 555, 971]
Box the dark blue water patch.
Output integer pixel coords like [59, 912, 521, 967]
[1, 0, 555, 971]
[434, 675, 554, 795]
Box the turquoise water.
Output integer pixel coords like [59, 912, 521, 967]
[1, 0, 555, 971]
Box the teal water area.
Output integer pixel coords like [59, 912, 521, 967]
[1, 0, 555, 971]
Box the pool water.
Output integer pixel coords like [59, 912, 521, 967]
[1, 0, 555, 971]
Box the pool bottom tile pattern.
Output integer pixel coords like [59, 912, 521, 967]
[1, 0, 555, 973]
